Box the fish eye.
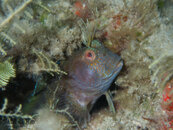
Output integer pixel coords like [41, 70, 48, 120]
[84, 50, 96, 61]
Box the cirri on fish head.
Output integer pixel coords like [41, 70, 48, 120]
[63, 43, 123, 95]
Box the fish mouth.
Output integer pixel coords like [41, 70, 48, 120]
[88, 59, 123, 93]
[84, 59, 123, 95]
[114, 59, 123, 74]
[103, 59, 123, 82]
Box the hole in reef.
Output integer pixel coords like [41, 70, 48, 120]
[0, 72, 58, 129]
[0, 72, 57, 112]
[0, 73, 36, 110]
[90, 82, 121, 115]
[90, 94, 108, 114]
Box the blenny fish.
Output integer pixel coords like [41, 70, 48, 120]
[50, 41, 123, 128]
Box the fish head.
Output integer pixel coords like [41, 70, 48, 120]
[64, 44, 123, 94]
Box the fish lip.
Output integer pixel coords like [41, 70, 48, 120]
[91, 59, 123, 93]
[115, 59, 123, 73]
[88, 59, 123, 91]
[102, 59, 123, 82]
[104, 59, 123, 79]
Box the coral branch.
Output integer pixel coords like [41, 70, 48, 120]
[32, 50, 67, 75]
[0, 0, 32, 32]
[0, 99, 33, 129]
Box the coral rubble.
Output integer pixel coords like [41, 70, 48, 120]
[0, 0, 173, 129]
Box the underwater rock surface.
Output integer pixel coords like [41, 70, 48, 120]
[0, 0, 173, 129]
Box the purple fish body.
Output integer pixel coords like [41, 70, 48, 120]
[51, 42, 123, 127]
